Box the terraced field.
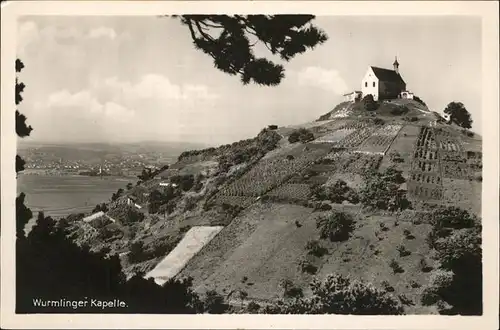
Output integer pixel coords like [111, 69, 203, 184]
[268, 183, 312, 202]
[356, 124, 402, 155]
[212, 144, 332, 206]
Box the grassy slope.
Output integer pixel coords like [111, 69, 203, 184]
[174, 101, 481, 314]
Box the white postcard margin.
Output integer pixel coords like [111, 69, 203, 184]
[1, 1, 498, 329]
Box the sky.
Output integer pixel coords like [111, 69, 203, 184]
[16, 15, 482, 145]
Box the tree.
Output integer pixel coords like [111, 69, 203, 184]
[362, 94, 379, 111]
[137, 168, 153, 181]
[444, 102, 472, 129]
[316, 211, 355, 242]
[177, 15, 327, 86]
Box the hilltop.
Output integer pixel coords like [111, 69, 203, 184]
[64, 96, 482, 314]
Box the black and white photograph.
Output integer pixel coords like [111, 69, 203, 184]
[1, 1, 499, 329]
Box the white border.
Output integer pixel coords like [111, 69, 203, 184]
[1, 1, 498, 329]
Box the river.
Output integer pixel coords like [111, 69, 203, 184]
[17, 172, 136, 219]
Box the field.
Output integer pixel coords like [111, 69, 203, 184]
[177, 202, 439, 314]
[322, 151, 382, 174]
[145, 226, 224, 285]
[317, 212, 437, 314]
[267, 183, 312, 202]
[442, 178, 481, 215]
[354, 124, 402, 155]
[213, 144, 331, 203]
[333, 126, 374, 148]
[312, 128, 354, 144]
[379, 124, 419, 172]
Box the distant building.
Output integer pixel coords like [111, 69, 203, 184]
[443, 113, 451, 122]
[159, 182, 178, 188]
[361, 57, 406, 101]
[343, 90, 362, 102]
[400, 91, 414, 99]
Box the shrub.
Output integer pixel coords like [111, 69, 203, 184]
[246, 301, 261, 313]
[288, 128, 315, 144]
[170, 174, 195, 191]
[430, 206, 476, 232]
[360, 168, 410, 211]
[390, 105, 409, 116]
[128, 241, 146, 264]
[316, 211, 356, 242]
[288, 274, 404, 314]
[305, 240, 328, 257]
[419, 257, 433, 273]
[397, 244, 411, 257]
[413, 96, 427, 107]
[421, 287, 439, 306]
[362, 94, 379, 112]
[428, 270, 454, 293]
[313, 180, 359, 204]
[314, 203, 332, 211]
[410, 280, 421, 288]
[284, 286, 304, 299]
[389, 259, 404, 274]
[389, 152, 404, 163]
[434, 226, 481, 270]
[373, 118, 385, 125]
[204, 290, 230, 314]
[403, 115, 419, 122]
[381, 280, 395, 292]
[298, 259, 318, 275]
[398, 294, 413, 306]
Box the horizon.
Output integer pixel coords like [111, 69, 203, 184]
[17, 15, 482, 145]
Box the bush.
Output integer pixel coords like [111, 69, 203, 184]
[316, 211, 356, 242]
[419, 257, 433, 273]
[397, 244, 411, 257]
[428, 270, 454, 293]
[246, 301, 261, 313]
[266, 274, 404, 314]
[298, 259, 318, 275]
[390, 105, 409, 116]
[381, 280, 395, 292]
[128, 241, 146, 264]
[389, 152, 404, 163]
[313, 180, 359, 204]
[288, 128, 315, 144]
[389, 259, 404, 274]
[403, 116, 419, 122]
[204, 290, 230, 313]
[171, 174, 195, 191]
[430, 206, 476, 232]
[420, 287, 439, 306]
[305, 240, 328, 257]
[362, 94, 379, 112]
[413, 96, 427, 107]
[360, 168, 410, 211]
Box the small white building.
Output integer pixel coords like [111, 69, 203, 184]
[400, 91, 414, 99]
[159, 182, 178, 188]
[343, 91, 362, 102]
[443, 113, 451, 122]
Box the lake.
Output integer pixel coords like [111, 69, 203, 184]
[17, 173, 136, 219]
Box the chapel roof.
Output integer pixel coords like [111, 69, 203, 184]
[370, 66, 406, 85]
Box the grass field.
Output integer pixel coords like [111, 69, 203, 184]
[145, 225, 224, 285]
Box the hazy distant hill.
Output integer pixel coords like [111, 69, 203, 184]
[17, 140, 212, 163]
